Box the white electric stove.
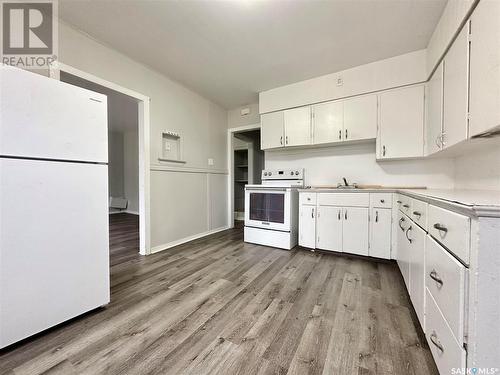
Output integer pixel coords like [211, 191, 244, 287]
[244, 169, 304, 250]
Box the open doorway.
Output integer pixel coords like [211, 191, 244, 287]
[231, 129, 264, 223]
[60, 71, 141, 261]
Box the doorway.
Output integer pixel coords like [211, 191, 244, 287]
[228, 126, 264, 226]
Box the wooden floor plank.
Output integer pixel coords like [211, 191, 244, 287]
[0, 214, 438, 375]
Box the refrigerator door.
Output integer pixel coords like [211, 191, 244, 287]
[0, 66, 108, 163]
[0, 158, 110, 348]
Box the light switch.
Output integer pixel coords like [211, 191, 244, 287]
[165, 143, 171, 151]
[208, 158, 214, 166]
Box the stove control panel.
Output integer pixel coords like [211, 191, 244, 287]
[262, 169, 304, 180]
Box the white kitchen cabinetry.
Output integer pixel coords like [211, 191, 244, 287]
[284, 106, 312, 147]
[469, 0, 500, 137]
[312, 101, 343, 144]
[369, 208, 392, 259]
[261, 111, 284, 149]
[299, 204, 316, 249]
[343, 94, 377, 141]
[426, 62, 444, 155]
[396, 211, 411, 289]
[442, 22, 470, 149]
[378, 85, 425, 159]
[316, 206, 342, 252]
[408, 223, 426, 326]
[342, 207, 369, 256]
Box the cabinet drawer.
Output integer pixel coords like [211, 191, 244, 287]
[410, 198, 428, 230]
[425, 290, 466, 375]
[300, 192, 317, 206]
[428, 205, 470, 264]
[370, 193, 392, 208]
[395, 194, 411, 215]
[425, 236, 467, 344]
[318, 193, 369, 207]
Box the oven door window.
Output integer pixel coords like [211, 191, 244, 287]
[249, 192, 285, 224]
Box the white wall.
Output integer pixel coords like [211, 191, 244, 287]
[228, 103, 260, 128]
[124, 130, 139, 214]
[108, 131, 124, 199]
[265, 142, 456, 189]
[58, 21, 228, 251]
[453, 142, 500, 190]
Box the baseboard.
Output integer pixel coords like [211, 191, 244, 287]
[150, 226, 229, 254]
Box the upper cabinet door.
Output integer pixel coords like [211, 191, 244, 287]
[343, 94, 377, 141]
[312, 101, 343, 145]
[469, 0, 500, 137]
[378, 85, 425, 159]
[426, 62, 444, 156]
[284, 106, 312, 147]
[261, 111, 284, 150]
[443, 22, 470, 149]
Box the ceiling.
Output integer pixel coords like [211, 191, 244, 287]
[59, 0, 447, 109]
[61, 71, 139, 132]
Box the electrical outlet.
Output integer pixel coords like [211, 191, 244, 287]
[336, 77, 343, 86]
[208, 158, 214, 166]
[164, 143, 171, 151]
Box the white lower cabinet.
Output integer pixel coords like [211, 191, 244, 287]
[299, 204, 316, 249]
[408, 223, 426, 326]
[316, 206, 342, 252]
[369, 208, 392, 259]
[342, 207, 369, 256]
[396, 211, 411, 289]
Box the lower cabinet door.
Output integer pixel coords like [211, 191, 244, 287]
[408, 224, 426, 327]
[342, 207, 369, 256]
[317, 206, 342, 252]
[397, 212, 411, 289]
[369, 208, 391, 259]
[299, 205, 316, 249]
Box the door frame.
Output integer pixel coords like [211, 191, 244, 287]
[227, 123, 261, 229]
[49, 62, 151, 255]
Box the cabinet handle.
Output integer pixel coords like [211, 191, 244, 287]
[396, 200, 402, 204]
[429, 270, 443, 286]
[405, 226, 412, 243]
[402, 204, 410, 209]
[280, 136, 283, 145]
[398, 217, 405, 231]
[338, 210, 341, 220]
[435, 135, 442, 148]
[344, 210, 347, 220]
[433, 223, 448, 233]
[312, 208, 314, 219]
[375, 211, 379, 223]
[413, 211, 421, 217]
[286, 136, 289, 145]
[338, 129, 342, 140]
[380, 199, 385, 203]
[345, 129, 348, 139]
[429, 332, 444, 352]
[382, 145, 386, 156]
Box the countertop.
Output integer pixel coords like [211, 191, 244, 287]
[298, 187, 500, 217]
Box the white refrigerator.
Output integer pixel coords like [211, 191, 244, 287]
[0, 66, 110, 348]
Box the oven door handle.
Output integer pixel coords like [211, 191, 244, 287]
[245, 188, 288, 192]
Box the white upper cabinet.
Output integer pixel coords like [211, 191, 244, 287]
[343, 94, 377, 141]
[284, 106, 312, 147]
[261, 111, 284, 149]
[426, 62, 444, 155]
[312, 101, 343, 144]
[378, 85, 425, 159]
[443, 22, 470, 149]
[469, 0, 500, 137]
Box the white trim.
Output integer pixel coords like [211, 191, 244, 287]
[226, 123, 261, 230]
[150, 226, 230, 254]
[150, 165, 228, 174]
[49, 61, 152, 255]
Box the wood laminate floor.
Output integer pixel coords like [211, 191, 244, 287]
[0, 215, 438, 375]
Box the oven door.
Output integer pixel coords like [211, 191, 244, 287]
[244, 188, 291, 232]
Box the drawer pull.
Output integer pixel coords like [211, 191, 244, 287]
[429, 270, 443, 286]
[398, 217, 405, 231]
[405, 226, 413, 243]
[307, 197, 311, 201]
[396, 200, 402, 204]
[413, 211, 421, 217]
[380, 199, 385, 203]
[402, 204, 410, 209]
[433, 223, 448, 233]
[429, 331, 444, 352]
